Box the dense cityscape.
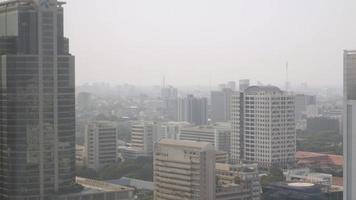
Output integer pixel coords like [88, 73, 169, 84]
[0, 0, 354, 200]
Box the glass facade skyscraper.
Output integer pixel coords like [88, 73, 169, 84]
[0, 0, 75, 199]
[344, 50, 356, 200]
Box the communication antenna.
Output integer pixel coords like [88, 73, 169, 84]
[285, 62, 289, 91]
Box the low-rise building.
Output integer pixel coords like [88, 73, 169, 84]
[154, 139, 216, 200]
[216, 163, 261, 200]
[55, 177, 134, 200]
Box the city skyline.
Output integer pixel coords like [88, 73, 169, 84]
[64, 0, 356, 86]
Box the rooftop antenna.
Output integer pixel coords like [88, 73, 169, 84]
[285, 62, 289, 91]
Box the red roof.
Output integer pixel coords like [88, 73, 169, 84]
[296, 151, 343, 167]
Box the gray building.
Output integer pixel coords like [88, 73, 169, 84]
[343, 50, 356, 200]
[0, 0, 75, 199]
[178, 94, 208, 125]
[211, 88, 233, 122]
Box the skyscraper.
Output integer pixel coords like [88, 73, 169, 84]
[231, 86, 296, 168]
[343, 50, 356, 200]
[0, 0, 75, 199]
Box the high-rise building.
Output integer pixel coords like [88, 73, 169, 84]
[211, 88, 233, 122]
[231, 86, 296, 168]
[0, 0, 75, 199]
[154, 139, 216, 200]
[178, 95, 208, 125]
[161, 86, 178, 121]
[343, 50, 356, 200]
[84, 121, 118, 170]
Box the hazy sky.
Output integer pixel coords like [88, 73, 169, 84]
[64, 0, 356, 87]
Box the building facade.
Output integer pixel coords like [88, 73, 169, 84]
[343, 50, 356, 200]
[0, 0, 75, 199]
[84, 121, 118, 170]
[216, 163, 261, 200]
[154, 139, 216, 200]
[231, 86, 296, 168]
[211, 88, 233, 123]
[178, 95, 208, 125]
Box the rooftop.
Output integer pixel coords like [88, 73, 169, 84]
[158, 139, 213, 149]
[245, 85, 283, 94]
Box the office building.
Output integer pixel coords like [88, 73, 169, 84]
[159, 121, 190, 140]
[216, 163, 261, 200]
[178, 124, 231, 153]
[0, 0, 75, 199]
[84, 121, 118, 170]
[231, 86, 296, 168]
[178, 95, 208, 125]
[343, 50, 356, 200]
[211, 88, 234, 122]
[154, 139, 216, 200]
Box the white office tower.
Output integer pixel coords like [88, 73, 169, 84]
[84, 121, 118, 170]
[154, 139, 216, 200]
[130, 122, 159, 156]
[343, 50, 356, 200]
[231, 86, 296, 168]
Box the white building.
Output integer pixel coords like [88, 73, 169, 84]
[231, 86, 296, 168]
[343, 50, 356, 200]
[178, 124, 231, 153]
[154, 139, 216, 200]
[84, 121, 118, 170]
[160, 121, 190, 140]
[129, 122, 157, 157]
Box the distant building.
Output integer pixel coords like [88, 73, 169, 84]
[239, 79, 250, 92]
[85, 121, 118, 170]
[178, 95, 208, 125]
[55, 177, 134, 200]
[295, 94, 317, 121]
[343, 50, 356, 200]
[154, 139, 216, 200]
[211, 88, 234, 122]
[159, 121, 190, 140]
[231, 86, 296, 168]
[77, 92, 92, 110]
[161, 86, 179, 121]
[178, 124, 231, 153]
[129, 122, 158, 157]
[216, 163, 261, 200]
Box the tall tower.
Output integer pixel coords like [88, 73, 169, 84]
[343, 50, 356, 200]
[0, 0, 75, 199]
[230, 86, 296, 168]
